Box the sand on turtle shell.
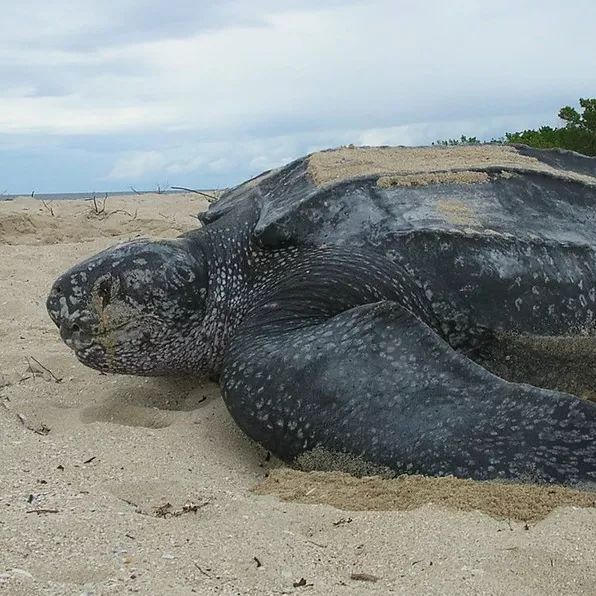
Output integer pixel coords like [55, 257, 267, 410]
[1, 184, 595, 595]
[308, 144, 596, 187]
[377, 169, 490, 188]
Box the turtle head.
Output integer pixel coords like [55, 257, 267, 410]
[47, 238, 212, 376]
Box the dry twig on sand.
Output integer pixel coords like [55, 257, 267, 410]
[21, 356, 62, 383]
[105, 207, 138, 221]
[171, 186, 219, 203]
[26, 508, 59, 515]
[40, 199, 55, 216]
[350, 573, 379, 583]
[90, 192, 108, 216]
[87, 193, 138, 221]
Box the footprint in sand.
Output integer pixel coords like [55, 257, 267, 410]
[80, 403, 174, 429]
[130, 377, 218, 411]
[79, 378, 218, 428]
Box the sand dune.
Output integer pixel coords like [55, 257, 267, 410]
[1, 193, 595, 595]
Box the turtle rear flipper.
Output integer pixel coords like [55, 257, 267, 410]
[222, 301, 596, 487]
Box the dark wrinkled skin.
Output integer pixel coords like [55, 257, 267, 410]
[48, 147, 596, 487]
[48, 238, 210, 375]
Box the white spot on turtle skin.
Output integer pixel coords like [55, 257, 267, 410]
[514, 297, 523, 311]
[52, 172, 596, 488]
[59, 296, 69, 318]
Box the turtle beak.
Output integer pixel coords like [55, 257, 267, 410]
[47, 274, 94, 350]
[46, 274, 68, 327]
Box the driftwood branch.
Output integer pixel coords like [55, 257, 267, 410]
[170, 186, 219, 203]
[105, 207, 138, 221]
[40, 199, 55, 216]
[26, 356, 62, 383]
[91, 193, 108, 215]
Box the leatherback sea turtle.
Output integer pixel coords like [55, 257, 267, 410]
[47, 145, 596, 487]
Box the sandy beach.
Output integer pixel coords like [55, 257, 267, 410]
[1, 192, 595, 595]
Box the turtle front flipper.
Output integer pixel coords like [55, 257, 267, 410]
[221, 301, 596, 487]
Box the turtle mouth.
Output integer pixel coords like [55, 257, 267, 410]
[71, 315, 160, 354]
[94, 319, 139, 338]
[71, 314, 165, 374]
[70, 322, 137, 371]
[73, 343, 111, 371]
[62, 319, 135, 355]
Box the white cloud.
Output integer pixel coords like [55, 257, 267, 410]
[164, 155, 206, 175]
[0, 95, 177, 134]
[108, 150, 166, 179]
[2, 1, 595, 138]
[1, 0, 595, 191]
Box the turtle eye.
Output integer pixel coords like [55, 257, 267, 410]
[97, 279, 112, 309]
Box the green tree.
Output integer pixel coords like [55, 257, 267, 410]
[433, 99, 596, 156]
[559, 98, 596, 133]
[505, 98, 596, 156]
[433, 135, 481, 146]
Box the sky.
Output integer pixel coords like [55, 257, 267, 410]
[1, 0, 595, 194]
